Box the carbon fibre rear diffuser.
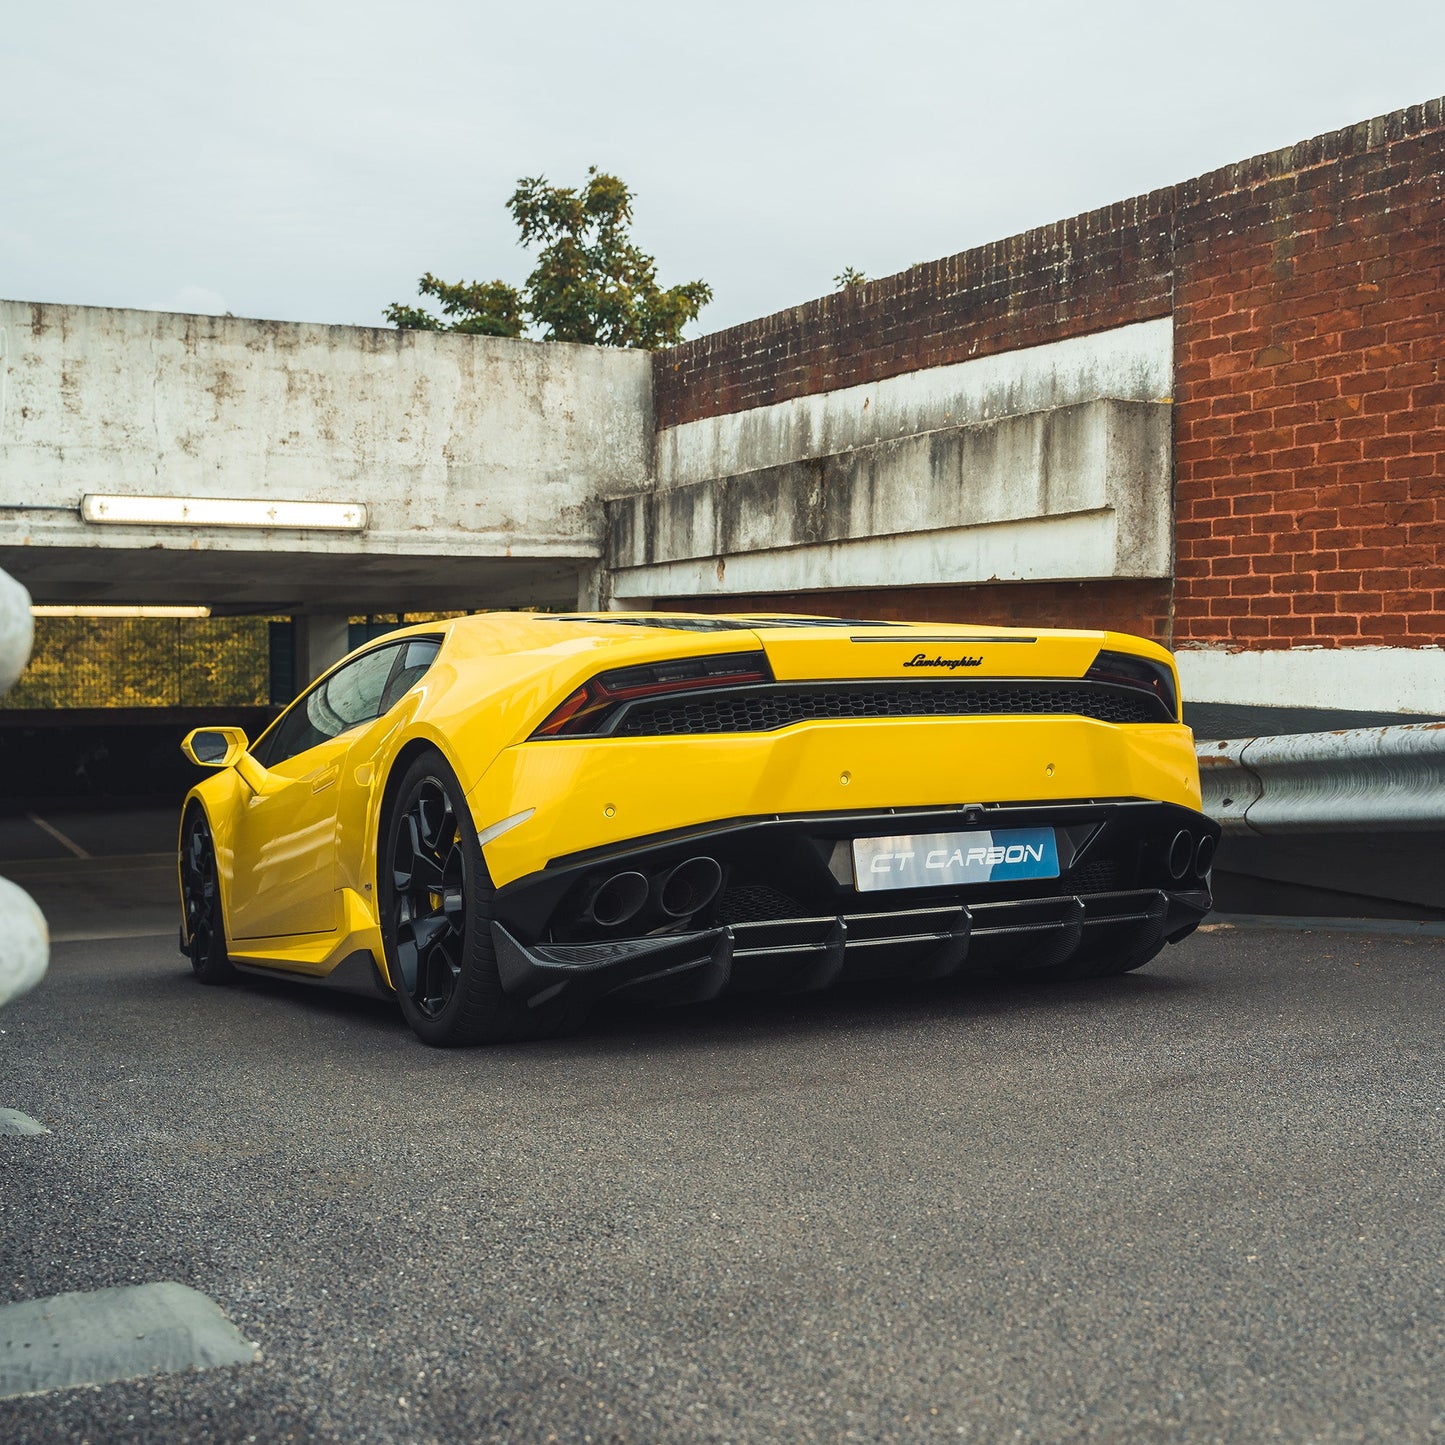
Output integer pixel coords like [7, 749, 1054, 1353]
[491, 887, 1210, 1009]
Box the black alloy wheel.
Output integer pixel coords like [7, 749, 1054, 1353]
[180, 807, 235, 984]
[380, 747, 573, 1046]
[390, 776, 468, 1021]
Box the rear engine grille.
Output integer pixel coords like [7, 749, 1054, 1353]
[612, 681, 1166, 736]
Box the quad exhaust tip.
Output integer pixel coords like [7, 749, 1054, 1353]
[1166, 830, 1215, 882]
[658, 856, 724, 919]
[586, 871, 649, 929]
[1167, 830, 1193, 881]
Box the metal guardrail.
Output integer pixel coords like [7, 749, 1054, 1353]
[1198, 722, 1445, 835]
[0, 568, 47, 1008]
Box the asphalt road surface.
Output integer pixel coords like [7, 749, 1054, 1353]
[2, 815, 1444, 1442]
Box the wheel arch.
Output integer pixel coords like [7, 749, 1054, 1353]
[178, 782, 235, 950]
[177, 793, 204, 950]
[376, 736, 463, 853]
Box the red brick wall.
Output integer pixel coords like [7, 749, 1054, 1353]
[1172, 107, 1445, 648]
[652, 98, 1445, 650]
[653, 191, 1175, 428]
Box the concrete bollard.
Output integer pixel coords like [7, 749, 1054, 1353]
[0, 567, 32, 694]
[0, 877, 48, 1006]
[0, 567, 48, 1007]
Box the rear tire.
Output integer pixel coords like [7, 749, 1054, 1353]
[180, 806, 236, 985]
[379, 748, 573, 1046]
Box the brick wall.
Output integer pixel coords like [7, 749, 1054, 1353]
[1172, 106, 1445, 648]
[653, 191, 1174, 429]
[653, 98, 1445, 650]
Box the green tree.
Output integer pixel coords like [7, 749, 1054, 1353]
[384, 277, 525, 337]
[386, 168, 711, 347]
[834, 266, 868, 289]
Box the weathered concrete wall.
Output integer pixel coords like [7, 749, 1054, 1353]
[608, 321, 1173, 603]
[0, 303, 653, 611]
[655, 319, 1173, 488]
[610, 400, 1172, 599]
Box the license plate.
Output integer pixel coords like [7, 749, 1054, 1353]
[852, 827, 1059, 892]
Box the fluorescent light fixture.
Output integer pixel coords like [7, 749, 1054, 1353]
[31, 605, 213, 618]
[80, 494, 367, 531]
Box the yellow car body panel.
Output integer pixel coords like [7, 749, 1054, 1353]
[178, 612, 1212, 1006]
[474, 718, 1201, 892]
[227, 889, 383, 978]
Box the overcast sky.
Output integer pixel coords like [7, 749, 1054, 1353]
[3, 1, 1443, 337]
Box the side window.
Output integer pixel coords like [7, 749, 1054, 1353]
[379, 638, 442, 714]
[255, 643, 405, 767]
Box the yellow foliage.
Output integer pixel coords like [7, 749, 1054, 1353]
[3, 617, 272, 709]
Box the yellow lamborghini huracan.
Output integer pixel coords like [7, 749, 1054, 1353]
[178, 613, 1217, 1045]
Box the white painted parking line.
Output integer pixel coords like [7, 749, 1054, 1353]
[24, 814, 90, 860]
[0, 1282, 259, 1398]
[49, 928, 176, 944]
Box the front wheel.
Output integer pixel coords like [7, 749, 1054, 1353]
[379, 749, 565, 1045]
[180, 806, 236, 985]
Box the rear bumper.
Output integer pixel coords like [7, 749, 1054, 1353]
[472, 717, 1202, 890]
[490, 799, 1217, 1007]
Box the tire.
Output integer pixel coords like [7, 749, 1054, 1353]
[180, 806, 236, 985]
[379, 748, 567, 1046]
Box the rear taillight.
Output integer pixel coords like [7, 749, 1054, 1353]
[1084, 649, 1179, 720]
[532, 651, 772, 738]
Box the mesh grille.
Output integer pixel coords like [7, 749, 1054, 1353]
[715, 885, 807, 925]
[1067, 858, 1123, 893]
[612, 682, 1163, 736]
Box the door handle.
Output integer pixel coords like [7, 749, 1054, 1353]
[311, 765, 340, 794]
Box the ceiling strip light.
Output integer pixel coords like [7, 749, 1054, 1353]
[31, 605, 213, 619]
[79, 494, 367, 531]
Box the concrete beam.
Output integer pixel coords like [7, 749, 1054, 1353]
[0, 547, 589, 615]
[606, 398, 1172, 600]
[654, 318, 1173, 491]
[0, 301, 651, 613]
[0, 303, 1174, 616]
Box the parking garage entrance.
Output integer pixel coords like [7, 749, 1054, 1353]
[0, 612, 454, 807]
